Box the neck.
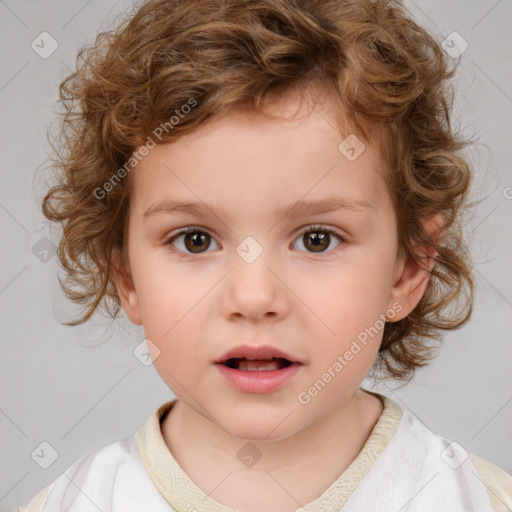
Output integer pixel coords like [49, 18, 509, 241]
[161, 389, 383, 512]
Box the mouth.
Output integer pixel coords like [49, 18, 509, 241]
[222, 357, 294, 372]
[214, 344, 302, 371]
[215, 349, 302, 393]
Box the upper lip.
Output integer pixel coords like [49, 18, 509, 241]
[215, 345, 302, 364]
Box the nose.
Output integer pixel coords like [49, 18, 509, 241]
[221, 248, 290, 322]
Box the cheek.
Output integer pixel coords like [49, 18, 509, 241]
[148, 321, 206, 392]
[301, 256, 392, 368]
[308, 264, 392, 330]
[305, 324, 382, 409]
[131, 265, 209, 359]
[141, 289, 204, 354]
[131, 253, 204, 332]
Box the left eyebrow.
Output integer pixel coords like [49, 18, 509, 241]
[143, 195, 373, 222]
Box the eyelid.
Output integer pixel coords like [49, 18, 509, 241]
[298, 224, 345, 238]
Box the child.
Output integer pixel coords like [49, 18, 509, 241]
[20, 0, 511, 510]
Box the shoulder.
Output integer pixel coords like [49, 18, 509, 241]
[397, 406, 512, 511]
[19, 436, 147, 512]
[17, 481, 56, 512]
[398, 407, 512, 511]
[18, 402, 176, 512]
[468, 451, 512, 512]
[363, 395, 511, 511]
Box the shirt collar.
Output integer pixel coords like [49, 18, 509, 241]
[135, 391, 404, 512]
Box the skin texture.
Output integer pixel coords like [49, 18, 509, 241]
[113, 88, 438, 511]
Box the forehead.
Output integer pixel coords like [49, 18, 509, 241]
[129, 88, 390, 219]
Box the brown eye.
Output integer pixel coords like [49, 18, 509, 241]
[303, 231, 329, 252]
[293, 226, 344, 254]
[167, 228, 220, 254]
[184, 231, 211, 253]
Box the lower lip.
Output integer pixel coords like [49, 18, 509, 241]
[215, 363, 302, 393]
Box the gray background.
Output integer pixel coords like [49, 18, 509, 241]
[1, 1, 511, 510]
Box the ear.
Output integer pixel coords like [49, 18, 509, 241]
[386, 214, 444, 322]
[111, 247, 142, 325]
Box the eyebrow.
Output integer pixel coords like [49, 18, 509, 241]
[143, 196, 373, 222]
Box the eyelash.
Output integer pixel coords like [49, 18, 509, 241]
[164, 224, 346, 257]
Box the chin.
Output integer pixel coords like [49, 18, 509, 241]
[227, 423, 294, 443]
[220, 406, 305, 443]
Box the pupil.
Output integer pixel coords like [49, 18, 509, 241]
[185, 232, 210, 253]
[305, 231, 328, 252]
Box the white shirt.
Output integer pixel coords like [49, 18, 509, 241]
[20, 393, 512, 512]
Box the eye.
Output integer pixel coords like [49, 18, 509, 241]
[165, 224, 345, 256]
[165, 226, 220, 254]
[292, 225, 345, 254]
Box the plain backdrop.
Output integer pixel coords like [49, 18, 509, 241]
[1, 1, 511, 510]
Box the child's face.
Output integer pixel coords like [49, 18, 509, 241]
[117, 89, 410, 440]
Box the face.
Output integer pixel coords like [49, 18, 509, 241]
[115, 88, 427, 441]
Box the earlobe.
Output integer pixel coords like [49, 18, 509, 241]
[387, 214, 443, 322]
[111, 247, 142, 325]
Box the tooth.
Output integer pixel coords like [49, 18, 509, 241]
[237, 359, 281, 371]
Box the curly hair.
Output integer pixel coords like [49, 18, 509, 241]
[41, 0, 475, 383]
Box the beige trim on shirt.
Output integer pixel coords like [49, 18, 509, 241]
[17, 480, 56, 512]
[135, 392, 403, 511]
[468, 452, 512, 512]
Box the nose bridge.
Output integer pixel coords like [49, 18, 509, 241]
[223, 233, 288, 319]
[233, 233, 276, 290]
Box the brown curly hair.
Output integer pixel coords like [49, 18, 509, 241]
[41, 0, 475, 383]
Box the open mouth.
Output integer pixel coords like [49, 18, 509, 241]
[223, 357, 293, 371]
